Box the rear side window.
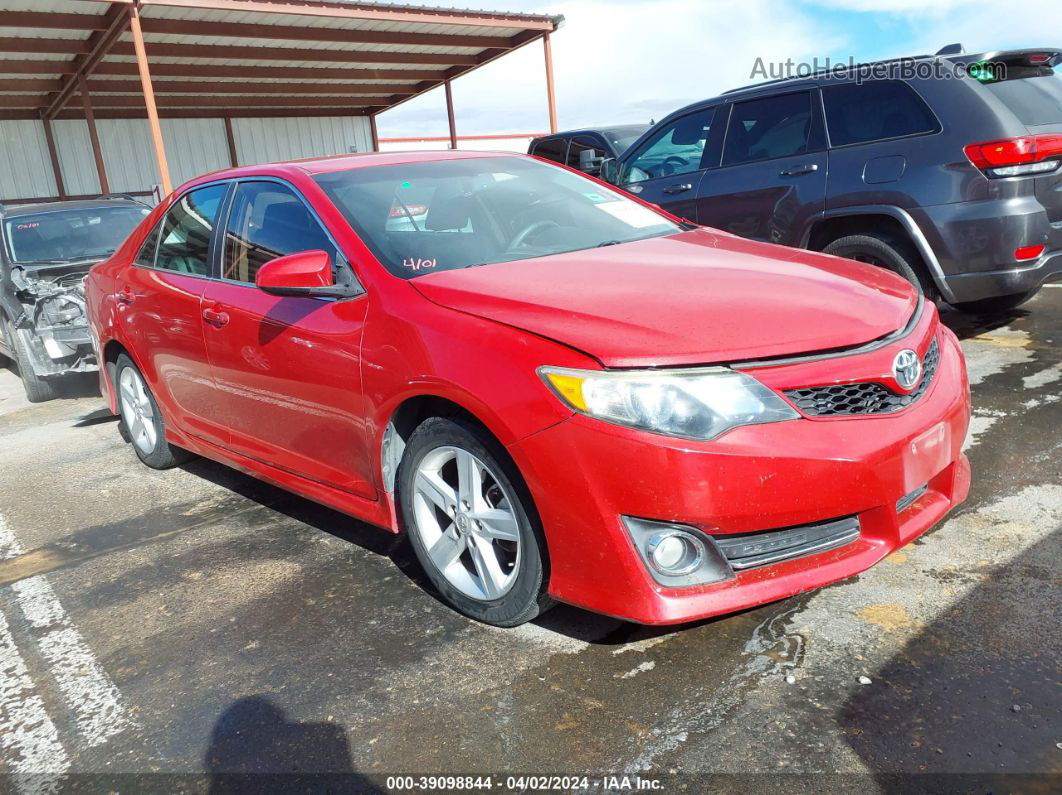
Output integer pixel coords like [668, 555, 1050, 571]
[983, 70, 1062, 126]
[531, 137, 567, 164]
[822, 81, 940, 147]
[154, 184, 227, 276]
[134, 220, 162, 267]
[222, 181, 336, 284]
[723, 92, 814, 165]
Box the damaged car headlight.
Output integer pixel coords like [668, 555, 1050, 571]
[540, 366, 798, 441]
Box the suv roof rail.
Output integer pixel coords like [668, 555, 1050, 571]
[935, 43, 965, 56]
[722, 53, 935, 95]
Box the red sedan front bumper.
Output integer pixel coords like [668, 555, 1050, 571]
[509, 325, 971, 625]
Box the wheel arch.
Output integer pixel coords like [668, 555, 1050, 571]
[801, 206, 955, 302]
[380, 391, 514, 497]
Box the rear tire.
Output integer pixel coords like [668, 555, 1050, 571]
[822, 233, 936, 298]
[114, 353, 190, 469]
[951, 289, 1038, 315]
[397, 416, 553, 627]
[2, 318, 59, 403]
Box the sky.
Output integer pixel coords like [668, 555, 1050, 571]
[375, 0, 1062, 138]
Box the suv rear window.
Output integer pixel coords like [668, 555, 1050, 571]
[983, 70, 1062, 126]
[822, 81, 940, 147]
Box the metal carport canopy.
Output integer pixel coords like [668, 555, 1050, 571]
[0, 0, 563, 194]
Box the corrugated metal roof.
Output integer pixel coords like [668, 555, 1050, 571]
[0, 0, 562, 120]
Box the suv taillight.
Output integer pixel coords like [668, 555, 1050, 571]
[964, 135, 1062, 177]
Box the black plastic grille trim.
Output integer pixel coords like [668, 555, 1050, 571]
[784, 338, 940, 417]
[712, 516, 861, 570]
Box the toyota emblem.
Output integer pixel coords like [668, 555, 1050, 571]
[893, 349, 922, 390]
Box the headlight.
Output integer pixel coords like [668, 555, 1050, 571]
[539, 365, 798, 440]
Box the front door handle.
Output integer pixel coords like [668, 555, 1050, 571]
[663, 183, 693, 195]
[202, 305, 230, 328]
[779, 164, 819, 177]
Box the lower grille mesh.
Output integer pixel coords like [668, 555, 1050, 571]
[785, 338, 940, 417]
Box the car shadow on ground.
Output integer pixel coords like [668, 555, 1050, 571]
[938, 304, 1028, 340]
[839, 529, 1060, 784]
[204, 695, 380, 792]
[177, 455, 722, 644]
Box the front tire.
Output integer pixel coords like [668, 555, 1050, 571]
[397, 416, 552, 627]
[2, 318, 59, 403]
[114, 353, 190, 469]
[822, 233, 936, 298]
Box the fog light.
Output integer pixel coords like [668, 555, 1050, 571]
[621, 516, 735, 587]
[647, 532, 703, 575]
[1015, 244, 1045, 261]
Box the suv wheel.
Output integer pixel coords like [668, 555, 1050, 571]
[2, 318, 59, 403]
[398, 416, 553, 627]
[951, 289, 1038, 315]
[114, 354, 190, 469]
[822, 234, 936, 298]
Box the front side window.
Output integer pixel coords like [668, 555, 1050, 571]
[222, 182, 336, 284]
[3, 205, 149, 265]
[153, 184, 227, 275]
[622, 108, 715, 184]
[822, 81, 940, 146]
[566, 136, 607, 169]
[314, 156, 680, 279]
[723, 92, 813, 165]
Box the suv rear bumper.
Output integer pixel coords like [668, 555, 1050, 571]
[915, 199, 1062, 302]
[943, 249, 1062, 303]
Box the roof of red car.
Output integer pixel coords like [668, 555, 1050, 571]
[191, 150, 525, 186]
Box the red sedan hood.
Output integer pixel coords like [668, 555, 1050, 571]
[412, 230, 918, 368]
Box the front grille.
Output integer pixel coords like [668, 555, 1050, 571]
[784, 338, 940, 417]
[712, 516, 860, 570]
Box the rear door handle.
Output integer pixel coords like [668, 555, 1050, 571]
[202, 305, 230, 328]
[779, 164, 819, 177]
[663, 183, 693, 195]
[115, 287, 135, 306]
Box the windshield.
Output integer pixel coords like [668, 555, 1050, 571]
[3, 205, 149, 265]
[313, 156, 680, 279]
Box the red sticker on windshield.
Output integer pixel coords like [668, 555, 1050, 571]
[403, 258, 436, 271]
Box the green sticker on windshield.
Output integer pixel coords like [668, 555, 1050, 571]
[583, 192, 608, 203]
[400, 181, 412, 189]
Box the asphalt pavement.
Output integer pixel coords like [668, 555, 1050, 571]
[0, 287, 1059, 792]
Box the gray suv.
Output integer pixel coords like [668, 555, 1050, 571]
[601, 46, 1062, 313]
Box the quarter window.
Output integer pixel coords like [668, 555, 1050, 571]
[622, 108, 715, 184]
[822, 81, 939, 146]
[222, 182, 336, 284]
[154, 184, 227, 275]
[723, 92, 814, 165]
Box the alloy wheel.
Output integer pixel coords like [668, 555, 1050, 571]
[411, 445, 522, 601]
[118, 367, 157, 455]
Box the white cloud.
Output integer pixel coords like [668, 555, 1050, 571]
[376, 0, 1061, 138]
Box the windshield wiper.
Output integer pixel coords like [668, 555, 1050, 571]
[596, 240, 623, 247]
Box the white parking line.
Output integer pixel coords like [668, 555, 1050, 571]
[0, 512, 135, 783]
[0, 609, 69, 793]
[12, 576, 135, 748]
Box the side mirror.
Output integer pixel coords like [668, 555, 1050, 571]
[578, 148, 604, 175]
[598, 157, 619, 184]
[255, 250, 361, 299]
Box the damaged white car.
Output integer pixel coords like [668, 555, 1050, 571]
[0, 198, 148, 402]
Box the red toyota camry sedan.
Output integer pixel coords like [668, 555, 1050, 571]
[85, 151, 971, 626]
